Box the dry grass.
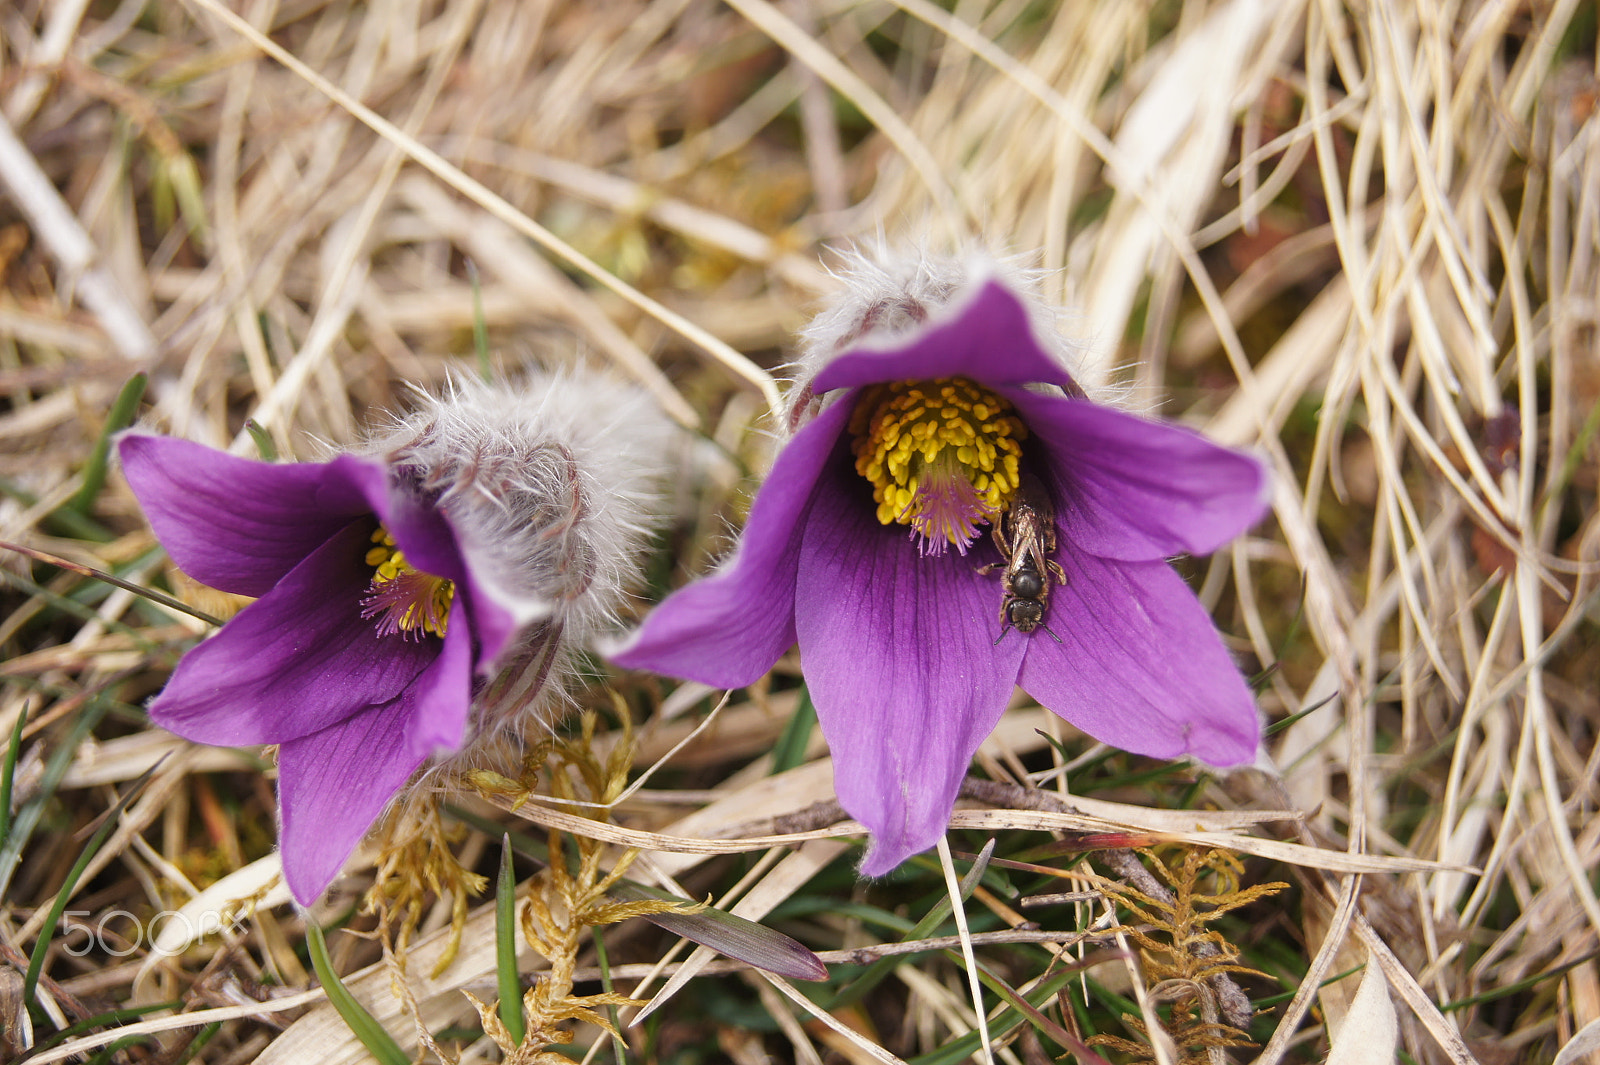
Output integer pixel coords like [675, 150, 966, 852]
[2, 0, 1598, 1062]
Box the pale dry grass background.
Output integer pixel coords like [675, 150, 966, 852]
[2, 0, 1598, 1062]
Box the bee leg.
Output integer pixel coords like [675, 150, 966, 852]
[975, 561, 1000, 576]
[1047, 560, 1067, 584]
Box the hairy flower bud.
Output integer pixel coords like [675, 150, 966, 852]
[367, 372, 674, 738]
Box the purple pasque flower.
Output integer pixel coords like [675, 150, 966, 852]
[121, 374, 673, 904]
[611, 256, 1269, 876]
[119, 436, 516, 904]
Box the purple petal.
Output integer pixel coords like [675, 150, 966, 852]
[811, 279, 1076, 395]
[608, 397, 857, 687]
[272, 575, 470, 901]
[360, 467, 463, 581]
[147, 521, 440, 746]
[275, 703, 428, 905]
[402, 600, 476, 755]
[118, 435, 376, 596]
[1017, 554, 1259, 766]
[1010, 393, 1268, 562]
[794, 461, 1026, 876]
[274, 620, 473, 904]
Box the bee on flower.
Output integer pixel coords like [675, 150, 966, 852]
[120, 371, 673, 904]
[611, 250, 1270, 875]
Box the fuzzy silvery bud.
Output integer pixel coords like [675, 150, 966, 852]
[368, 372, 675, 735]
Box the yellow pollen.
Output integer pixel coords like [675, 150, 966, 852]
[849, 377, 1027, 552]
[362, 527, 454, 639]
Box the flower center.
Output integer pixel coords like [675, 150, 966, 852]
[361, 526, 454, 639]
[849, 378, 1027, 555]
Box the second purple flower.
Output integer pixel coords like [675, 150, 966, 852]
[612, 254, 1270, 875]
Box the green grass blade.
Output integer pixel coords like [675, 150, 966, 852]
[905, 966, 1084, 1065]
[305, 921, 410, 1065]
[827, 840, 993, 1009]
[169, 1020, 223, 1065]
[0, 539, 222, 628]
[243, 419, 278, 461]
[468, 259, 491, 381]
[0, 477, 111, 542]
[82, 1035, 153, 1064]
[769, 688, 816, 775]
[957, 954, 1115, 1062]
[68, 372, 147, 514]
[496, 834, 526, 1045]
[29, 1000, 183, 1055]
[0, 701, 29, 850]
[24, 760, 163, 1008]
[0, 560, 162, 647]
[1441, 950, 1600, 1011]
[0, 693, 110, 900]
[1543, 392, 1600, 516]
[164, 151, 211, 246]
[590, 927, 628, 1065]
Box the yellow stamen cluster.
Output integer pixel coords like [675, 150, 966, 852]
[849, 378, 1027, 549]
[363, 527, 454, 638]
